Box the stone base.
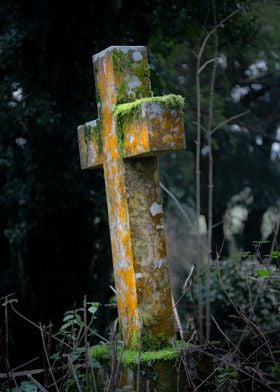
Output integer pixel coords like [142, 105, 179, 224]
[90, 342, 189, 391]
[117, 361, 187, 391]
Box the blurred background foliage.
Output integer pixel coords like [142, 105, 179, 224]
[0, 0, 279, 363]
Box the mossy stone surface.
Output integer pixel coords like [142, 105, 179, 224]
[84, 121, 102, 154]
[113, 94, 185, 154]
[90, 340, 189, 368]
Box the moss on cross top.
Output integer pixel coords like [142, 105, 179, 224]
[113, 94, 185, 153]
[113, 94, 185, 121]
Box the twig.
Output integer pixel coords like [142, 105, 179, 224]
[28, 375, 49, 392]
[172, 295, 184, 340]
[195, 25, 204, 343]
[210, 110, 250, 134]
[197, 6, 243, 61]
[11, 357, 40, 372]
[205, 0, 218, 342]
[173, 265, 195, 309]
[211, 316, 243, 357]
[0, 368, 44, 379]
[198, 57, 217, 74]
[10, 304, 72, 349]
[193, 348, 278, 392]
[39, 323, 59, 392]
[68, 354, 82, 392]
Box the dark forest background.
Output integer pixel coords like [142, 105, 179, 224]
[0, 0, 279, 365]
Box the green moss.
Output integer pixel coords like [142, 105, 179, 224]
[90, 341, 189, 368]
[130, 329, 170, 351]
[96, 91, 101, 106]
[113, 94, 185, 154]
[90, 343, 109, 359]
[116, 81, 134, 104]
[134, 84, 151, 100]
[134, 62, 150, 79]
[121, 347, 178, 367]
[142, 332, 171, 351]
[84, 124, 92, 143]
[84, 120, 102, 154]
[112, 50, 132, 73]
[113, 94, 184, 120]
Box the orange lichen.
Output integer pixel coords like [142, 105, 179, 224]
[77, 46, 186, 348]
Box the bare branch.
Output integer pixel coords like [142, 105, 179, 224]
[197, 7, 243, 62]
[198, 57, 217, 74]
[210, 110, 250, 135]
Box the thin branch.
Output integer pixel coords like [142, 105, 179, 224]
[12, 357, 40, 372]
[205, 0, 218, 342]
[40, 323, 59, 392]
[211, 110, 250, 134]
[197, 7, 243, 61]
[195, 37, 204, 343]
[28, 376, 49, 392]
[198, 58, 217, 74]
[68, 355, 82, 392]
[0, 369, 44, 379]
[193, 348, 278, 392]
[172, 295, 184, 340]
[182, 265, 196, 291]
[192, 121, 208, 134]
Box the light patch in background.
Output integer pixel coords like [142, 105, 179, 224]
[199, 215, 207, 235]
[15, 137, 27, 147]
[271, 127, 280, 160]
[261, 205, 280, 239]
[217, 54, 227, 69]
[245, 59, 267, 78]
[226, 206, 248, 238]
[231, 85, 250, 102]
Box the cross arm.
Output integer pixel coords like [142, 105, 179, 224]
[113, 94, 186, 159]
[77, 119, 104, 169]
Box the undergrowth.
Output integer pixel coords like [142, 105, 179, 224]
[0, 253, 279, 391]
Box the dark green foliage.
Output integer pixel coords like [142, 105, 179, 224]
[184, 258, 280, 350]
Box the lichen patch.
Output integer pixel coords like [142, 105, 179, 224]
[150, 202, 163, 216]
[127, 76, 142, 90]
[153, 258, 167, 269]
[132, 51, 143, 62]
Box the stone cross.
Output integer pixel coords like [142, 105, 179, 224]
[77, 46, 186, 348]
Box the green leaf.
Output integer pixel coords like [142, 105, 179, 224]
[271, 251, 280, 259]
[63, 314, 75, 322]
[60, 319, 81, 330]
[18, 381, 37, 392]
[256, 269, 272, 278]
[88, 302, 99, 315]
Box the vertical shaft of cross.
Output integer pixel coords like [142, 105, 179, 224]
[90, 47, 175, 347]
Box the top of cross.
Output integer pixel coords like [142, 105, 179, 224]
[78, 46, 185, 170]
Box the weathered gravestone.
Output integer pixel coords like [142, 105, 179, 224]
[77, 46, 186, 350]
